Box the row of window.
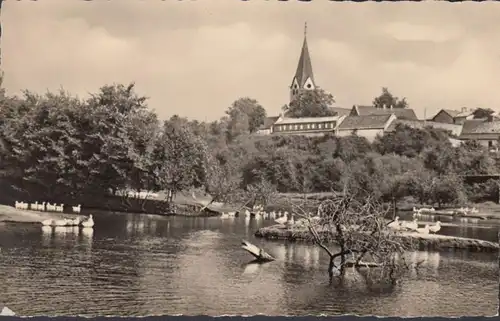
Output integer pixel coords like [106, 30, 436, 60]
[273, 122, 336, 132]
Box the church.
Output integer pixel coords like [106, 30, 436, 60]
[256, 24, 419, 142]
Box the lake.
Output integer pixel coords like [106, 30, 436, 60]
[0, 211, 497, 317]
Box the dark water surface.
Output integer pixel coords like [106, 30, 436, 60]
[0, 212, 497, 317]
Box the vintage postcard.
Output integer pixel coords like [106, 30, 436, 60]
[0, 0, 498, 317]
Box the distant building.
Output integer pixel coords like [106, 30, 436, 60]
[258, 24, 417, 137]
[459, 118, 500, 150]
[336, 114, 397, 142]
[272, 115, 346, 137]
[255, 116, 281, 135]
[350, 105, 418, 121]
[431, 107, 474, 125]
[289, 23, 317, 103]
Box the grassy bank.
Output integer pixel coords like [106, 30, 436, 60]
[254, 224, 499, 253]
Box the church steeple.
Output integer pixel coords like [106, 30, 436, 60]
[290, 22, 316, 102]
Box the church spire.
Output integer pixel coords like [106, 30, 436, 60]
[290, 22, 316, 102]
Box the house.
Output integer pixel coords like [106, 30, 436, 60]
[336, 114, 397, 142]
[272, 115, 346, 137]
[255, 116, 281, 135]
[350, 105, 418, 121]
[431, 107, 474, 124]
[459, 119, 500, 150]
[385, 119, 463, 137]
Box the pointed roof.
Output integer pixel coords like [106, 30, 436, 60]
[292, 23, 315, 88]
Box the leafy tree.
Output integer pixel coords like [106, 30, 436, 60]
[226, 97, 267, 134]
[282, 89, 336, 118]
[374, 124, 451, 158]
[429, 174, 467, 207]
[372, 87, 408, 109]
[472, 108, 494, 119]
[153, 119, 209, 202]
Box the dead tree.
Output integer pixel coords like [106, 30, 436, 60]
[291, 187, 419, 284]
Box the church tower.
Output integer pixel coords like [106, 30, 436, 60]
[290, 22, 316, 103]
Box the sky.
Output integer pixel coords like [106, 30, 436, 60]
[2, 1, 500, 121]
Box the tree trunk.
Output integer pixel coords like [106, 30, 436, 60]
[241, 240, 275, 263]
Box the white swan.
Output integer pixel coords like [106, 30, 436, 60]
[72, 204, 82, 213]
[56, 204, 64, 213]
[41, 219, 54, 226]
[81, 214, 94, 228]
[69, 216, 81, 226]
[53, 218, 70, 227]
[14, 201, 21, 209]
[244, 209, 251, 217]
[469, 207, 479, 214]
[403, 219, 418, 231]
[387, 217, 400, 230]
[275, 214, 288, 225]
[220, 213, 230, 219]
[412, 207, 421, 213]
[429, 221, 441, 234]
[416, 224, 430, 235]
[30, 201, 38, 211]
[37, 202, 46, 211]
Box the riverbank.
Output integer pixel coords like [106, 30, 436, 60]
[254, 224, 499, 253]
[0, 205, 86, 224]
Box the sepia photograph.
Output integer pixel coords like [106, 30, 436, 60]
[0, 0, 499, 317]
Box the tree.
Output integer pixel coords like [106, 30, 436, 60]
[293, 189, 418, 284]
[429, 174, 467, 207]
[282, 89, 336, 118]
[472, 108, 494, 119]
[374, 124, 451, 158]
[153, 119, 209, 202]
[372, 87, 408, 109]
[226, 97, 267, 134]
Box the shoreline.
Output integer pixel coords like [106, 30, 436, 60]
[0, 205, 86, 224]
[254, 224, 499, 253]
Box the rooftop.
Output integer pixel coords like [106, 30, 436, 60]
[274, 115, 343, 125]
[338, 114, 394, 130]
[352, 105, 418, 120]
[461, 119, 500, 135]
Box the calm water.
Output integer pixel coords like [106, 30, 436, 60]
[0, 211, 498, 317]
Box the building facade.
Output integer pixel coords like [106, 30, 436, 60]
[272, 115, 346, 137]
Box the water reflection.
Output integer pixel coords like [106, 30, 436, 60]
[242, 262, 261, 275]
[0, 212, 497, 317]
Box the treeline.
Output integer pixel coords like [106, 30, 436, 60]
[0, 82, 498, 208]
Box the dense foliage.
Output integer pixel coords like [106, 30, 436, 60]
[0, 82, 498, 208]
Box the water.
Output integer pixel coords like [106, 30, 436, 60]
[0, 212, 497, 317]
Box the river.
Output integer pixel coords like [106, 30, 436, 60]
[0, 211, 497, 317]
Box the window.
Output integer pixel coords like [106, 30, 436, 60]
[319, 123, 323, 129]
[312, 123, 317, 129]
[306, 124, 311, 129]
[326, 123, 331, 129]
[489, 141, 493, 148]
[299, 124, 303, 130]
[294, 124, 298, 130]
[307, 84, 312, 89]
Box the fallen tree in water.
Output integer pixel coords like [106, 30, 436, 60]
[285, 185, 421, 284]
[241, 239, 275, 263]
